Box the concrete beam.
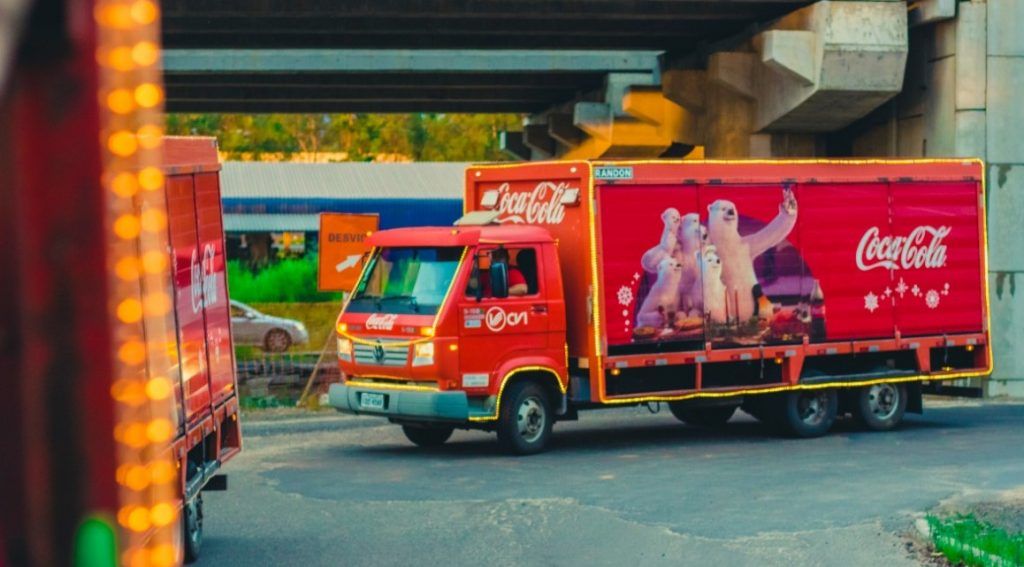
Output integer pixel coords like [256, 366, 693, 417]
[760, 30, 817, 86]
[163, 49, 662, 74]
[908, 0, 956, 28]
[547, 113, 584, 147]
[523, 123, 556, 157]
[498, 131, 531, 161]
[708, 52, 756, 99]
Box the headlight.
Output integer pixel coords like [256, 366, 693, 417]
[337, 338, 353, 362]
[412, 341, 434, 367]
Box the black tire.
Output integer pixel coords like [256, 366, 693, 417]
[496, 381, 553, 455]
[668, 403, 737, 427]
[854, 383, 907, 431]
[401, 424, 454, 447]
[264, 329, 292, 352]
[779, 389, 838, 438]
[182, 493, 203, 564]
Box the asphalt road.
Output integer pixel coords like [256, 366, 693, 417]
[199, 401, 1024, 566]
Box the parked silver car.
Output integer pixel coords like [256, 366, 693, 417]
[230, 300, 310, 352]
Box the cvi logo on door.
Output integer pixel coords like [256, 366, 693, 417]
[485, 306, 529, 333]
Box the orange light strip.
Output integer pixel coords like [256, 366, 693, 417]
[95, 0, 181, 564]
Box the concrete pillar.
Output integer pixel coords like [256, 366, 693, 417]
[850, 0, 1024, 396]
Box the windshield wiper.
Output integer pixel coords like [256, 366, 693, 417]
[378, 295, 420, 313]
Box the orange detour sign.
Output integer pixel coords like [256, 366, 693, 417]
[318, 213, 380, 292]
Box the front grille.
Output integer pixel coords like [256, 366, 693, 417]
[353, 338, 409, 367]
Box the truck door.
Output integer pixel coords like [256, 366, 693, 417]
[458, 246, 551, 384]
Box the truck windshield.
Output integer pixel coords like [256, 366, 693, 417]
[347, 247, 464, 316]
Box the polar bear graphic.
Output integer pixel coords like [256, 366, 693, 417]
[636, 257, 683, 329]
[641, 208, 682, 274]
[675, 213, 707, 314]
[707, 187, 797, 322]
[697, 245, 728, 323]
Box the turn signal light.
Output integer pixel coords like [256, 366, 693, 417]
[420, 327, 435, 337]
[337, 322, 347, 334]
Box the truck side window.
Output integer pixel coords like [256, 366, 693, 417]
[465, 247, 540, 298]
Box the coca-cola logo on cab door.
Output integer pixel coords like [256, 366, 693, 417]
[493, 181, 573, 225]
[856, 225, 951, 271]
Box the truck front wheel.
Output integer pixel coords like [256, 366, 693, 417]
[854, 383, 907, 431]
[780, 389, 837, 438]
[402, 424, 454, 447]
[496, 381, 553, 455]
[182, 493, 203, 563]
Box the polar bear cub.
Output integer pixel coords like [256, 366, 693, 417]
[698, 245, 727, 323]
[636, 257, 683, 329]
[641, 208, 682, 274]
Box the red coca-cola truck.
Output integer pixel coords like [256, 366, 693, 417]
[329, 160, 990, 454]
[164, 137, 242, 560]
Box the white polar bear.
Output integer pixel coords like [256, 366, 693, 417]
[707, 187, 797, 322]
[641, 208, 681, 274]
[636, 258, 683, 329]
[674, 213, 706, 314]
[697, 245, 727, 323]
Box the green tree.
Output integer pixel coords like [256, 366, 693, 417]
[165, 113, 522, 162]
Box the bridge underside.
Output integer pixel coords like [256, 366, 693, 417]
[162, 0, 816, 51]
[161, 1, 1024, 393]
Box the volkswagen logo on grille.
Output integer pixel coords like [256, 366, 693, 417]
[372, 342, 385, 362]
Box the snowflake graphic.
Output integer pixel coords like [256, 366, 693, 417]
[864, 291, 880, 313]
[895, 278, 908, 298]
[883, 287, 892, 297]
[617, 286, 634, 306]
[942, 282, 951, 296]
[911, 284, 921, 297]
[926, 289, 940, 309]
[633, 272, 641, 281]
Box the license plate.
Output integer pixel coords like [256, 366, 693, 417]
[359, 392, 386, 410]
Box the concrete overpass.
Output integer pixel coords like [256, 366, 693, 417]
[161, 0, 1024, 396]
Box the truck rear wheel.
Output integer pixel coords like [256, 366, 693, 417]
[496, 381, 552, 455]
[182, 493, 203, 563]
[779, 389, 837, 438]
[668, 403, 737, 427]
[401, 424, 454, 447]
[854, 383, 907, 431]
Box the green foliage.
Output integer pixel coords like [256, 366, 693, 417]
[927, 515, 1024, 567]
[165, 113, 521, 162]
[227, 256, 342, 303]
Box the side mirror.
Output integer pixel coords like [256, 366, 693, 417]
[490, 261, 509, 299]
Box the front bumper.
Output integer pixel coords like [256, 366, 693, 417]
[328, 382, 470, 422]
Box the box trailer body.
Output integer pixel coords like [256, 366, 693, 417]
[163, 137, 242, 559]
[330, 160, 990, 453]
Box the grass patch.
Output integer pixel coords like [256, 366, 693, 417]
[227, 256, 343, 303]
[240, 301, 341, 356]
[927, 514, 1024, 566]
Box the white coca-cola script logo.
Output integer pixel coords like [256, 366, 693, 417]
[365, 313, 399, 331]
[190, 244, 218, 314]
[493, 181, 572, 225]
[856, 226, 951, 271]
[485, 306, 529, 333]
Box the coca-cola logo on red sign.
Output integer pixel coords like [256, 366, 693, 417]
[493, 181, 573, 225]
[856, 226, 951, 271]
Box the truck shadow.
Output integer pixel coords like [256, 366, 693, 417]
[357, 412, 962, 459]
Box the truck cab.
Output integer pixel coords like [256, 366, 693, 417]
[329, 222, 568, 454]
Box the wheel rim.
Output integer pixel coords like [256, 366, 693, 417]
[267, 331, 288, 351]
[867, 384, 899, 420]
[796, 392, 829, 426]
[517, 396, 546, 443]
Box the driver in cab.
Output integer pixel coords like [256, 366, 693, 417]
[467, 248, 528, 298]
